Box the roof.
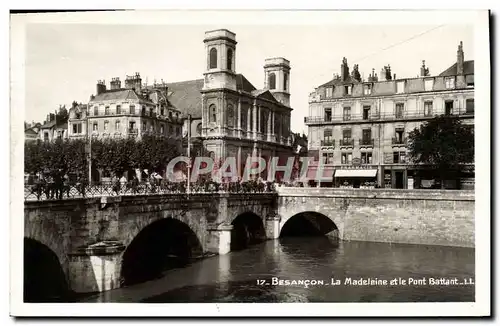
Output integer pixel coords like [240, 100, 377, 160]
[439, 60, 474, 76]
[235, 74, 257, 93]
[25, 128, 38, 135]
[319, 75, 358, 88]
[90, 89, 154, 104]
[39, 120, 56, 129]
[166, 79, 204, 117]
[39, 120, 67, 130]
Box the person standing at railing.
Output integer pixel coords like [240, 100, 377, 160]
[63, 173, 70, 198]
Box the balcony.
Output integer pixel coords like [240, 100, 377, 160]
[320, 139, 335, 150]
[392, 137, 407, 147]
[304, 110, 474, 125]
[339, 138, 354, 148]
[320, 139, 335, 147]
[359, 138, 374, 148]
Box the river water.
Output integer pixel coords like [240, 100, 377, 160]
[84, 238, 475, 303]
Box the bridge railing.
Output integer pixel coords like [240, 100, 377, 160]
[24, 180, 277, 202]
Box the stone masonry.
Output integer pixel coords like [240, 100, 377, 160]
[24, 188, 474, 294]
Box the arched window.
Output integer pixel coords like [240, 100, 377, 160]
[283, 72, 288, 91]
[196, 122, 202, 136]
[227, 104, 234, 127]
[209, 104, 217, 123]
[227, 49, 233, 70]
[209, 48, 217, 69]
[268, 73, 276, 90]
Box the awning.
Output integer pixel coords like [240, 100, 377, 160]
[334, 169, 378, 178]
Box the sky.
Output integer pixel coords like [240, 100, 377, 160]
[24, 21, 474, 133]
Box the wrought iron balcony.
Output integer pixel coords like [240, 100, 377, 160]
[339, 138, 354, 147]
[320, 139, 335, 147]
[359, 138, 374, 147]
[304, 110, 474, 125]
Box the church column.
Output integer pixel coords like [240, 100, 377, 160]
[247, 102, 251, 136]
[237, 98, 242, 137]
[271, 110, 275, 135]
[257, 105, 261, 137]
[267, 109, 272, 141]
[252, 100, 258, 139]
[237, 146, 242, 180]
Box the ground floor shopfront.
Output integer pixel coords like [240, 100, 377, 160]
[303, 163, 474, 190]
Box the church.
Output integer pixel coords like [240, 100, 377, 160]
[171, 29, 295, 178]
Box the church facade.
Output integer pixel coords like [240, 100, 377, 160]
[186, 29, 295, 179]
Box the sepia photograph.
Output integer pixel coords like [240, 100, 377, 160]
[9, 9, 490, 317]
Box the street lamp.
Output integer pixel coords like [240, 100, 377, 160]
[187, 114, 192, 194]
[87, 118, 92, 186]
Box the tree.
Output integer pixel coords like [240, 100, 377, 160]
[56, 105, 69, 123]
[407, 115, 474, 188]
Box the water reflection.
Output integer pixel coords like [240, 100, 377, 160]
[135, 238, 474, 303]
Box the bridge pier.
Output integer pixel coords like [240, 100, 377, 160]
[68, 241, 125, 293]
[265, 214, 281, 239]
[206, 223, 233, 255]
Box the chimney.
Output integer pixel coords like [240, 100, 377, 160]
[110, 77, 121, 90]
[96, 80, 106, 95]
[385, 65, 392, 81]
[457, 41, 464, 75]
[340, 57, 349, 82]
[351, 64, 361, 82]
[125, 73, 142, 91]
[379, 68, 386, 81]
[393, 74, 396, 80]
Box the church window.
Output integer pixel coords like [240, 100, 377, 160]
[209, 48, 217, 69]
[268, 73, 276, 90]
[209, 104, 217, 123]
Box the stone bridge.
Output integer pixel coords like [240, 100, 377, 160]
[23, 188, 474, 301]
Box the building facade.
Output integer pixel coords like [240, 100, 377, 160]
[68, 75, 184, 146]
[306, 42, 474, 189]
[200, 29, 294, 179]
[36, 113, 69, 142]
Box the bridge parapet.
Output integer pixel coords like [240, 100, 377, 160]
[276, 186, 475, 201]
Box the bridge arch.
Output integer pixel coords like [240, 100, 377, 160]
[230, 211, 266, 251]
[120, 217, 204, 286]
[24, 237, 70, 302]
[279, 211, 340, 238]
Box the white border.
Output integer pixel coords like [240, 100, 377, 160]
[9, 9, 491, 317]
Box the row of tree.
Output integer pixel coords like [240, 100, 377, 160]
[24, 136, 181, 181]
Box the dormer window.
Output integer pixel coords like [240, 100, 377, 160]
[445, 77, 455, 89]
[325, 87, 333, 98]
[466, 75, 474, 87]
[363, 84, 372, 95]
[424, 79, 434, 92]
[396, 81, 405, 94]
[344, 85, 352, 95]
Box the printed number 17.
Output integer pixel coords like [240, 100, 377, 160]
[257, 279, 266, 286]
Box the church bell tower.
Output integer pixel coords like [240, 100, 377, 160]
[203, 29, 237, 91]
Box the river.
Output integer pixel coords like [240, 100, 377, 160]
[82, 238, 475, 303]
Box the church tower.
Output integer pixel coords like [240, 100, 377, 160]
[202, 29, 237, 91]
[264, 57, 291, 107]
